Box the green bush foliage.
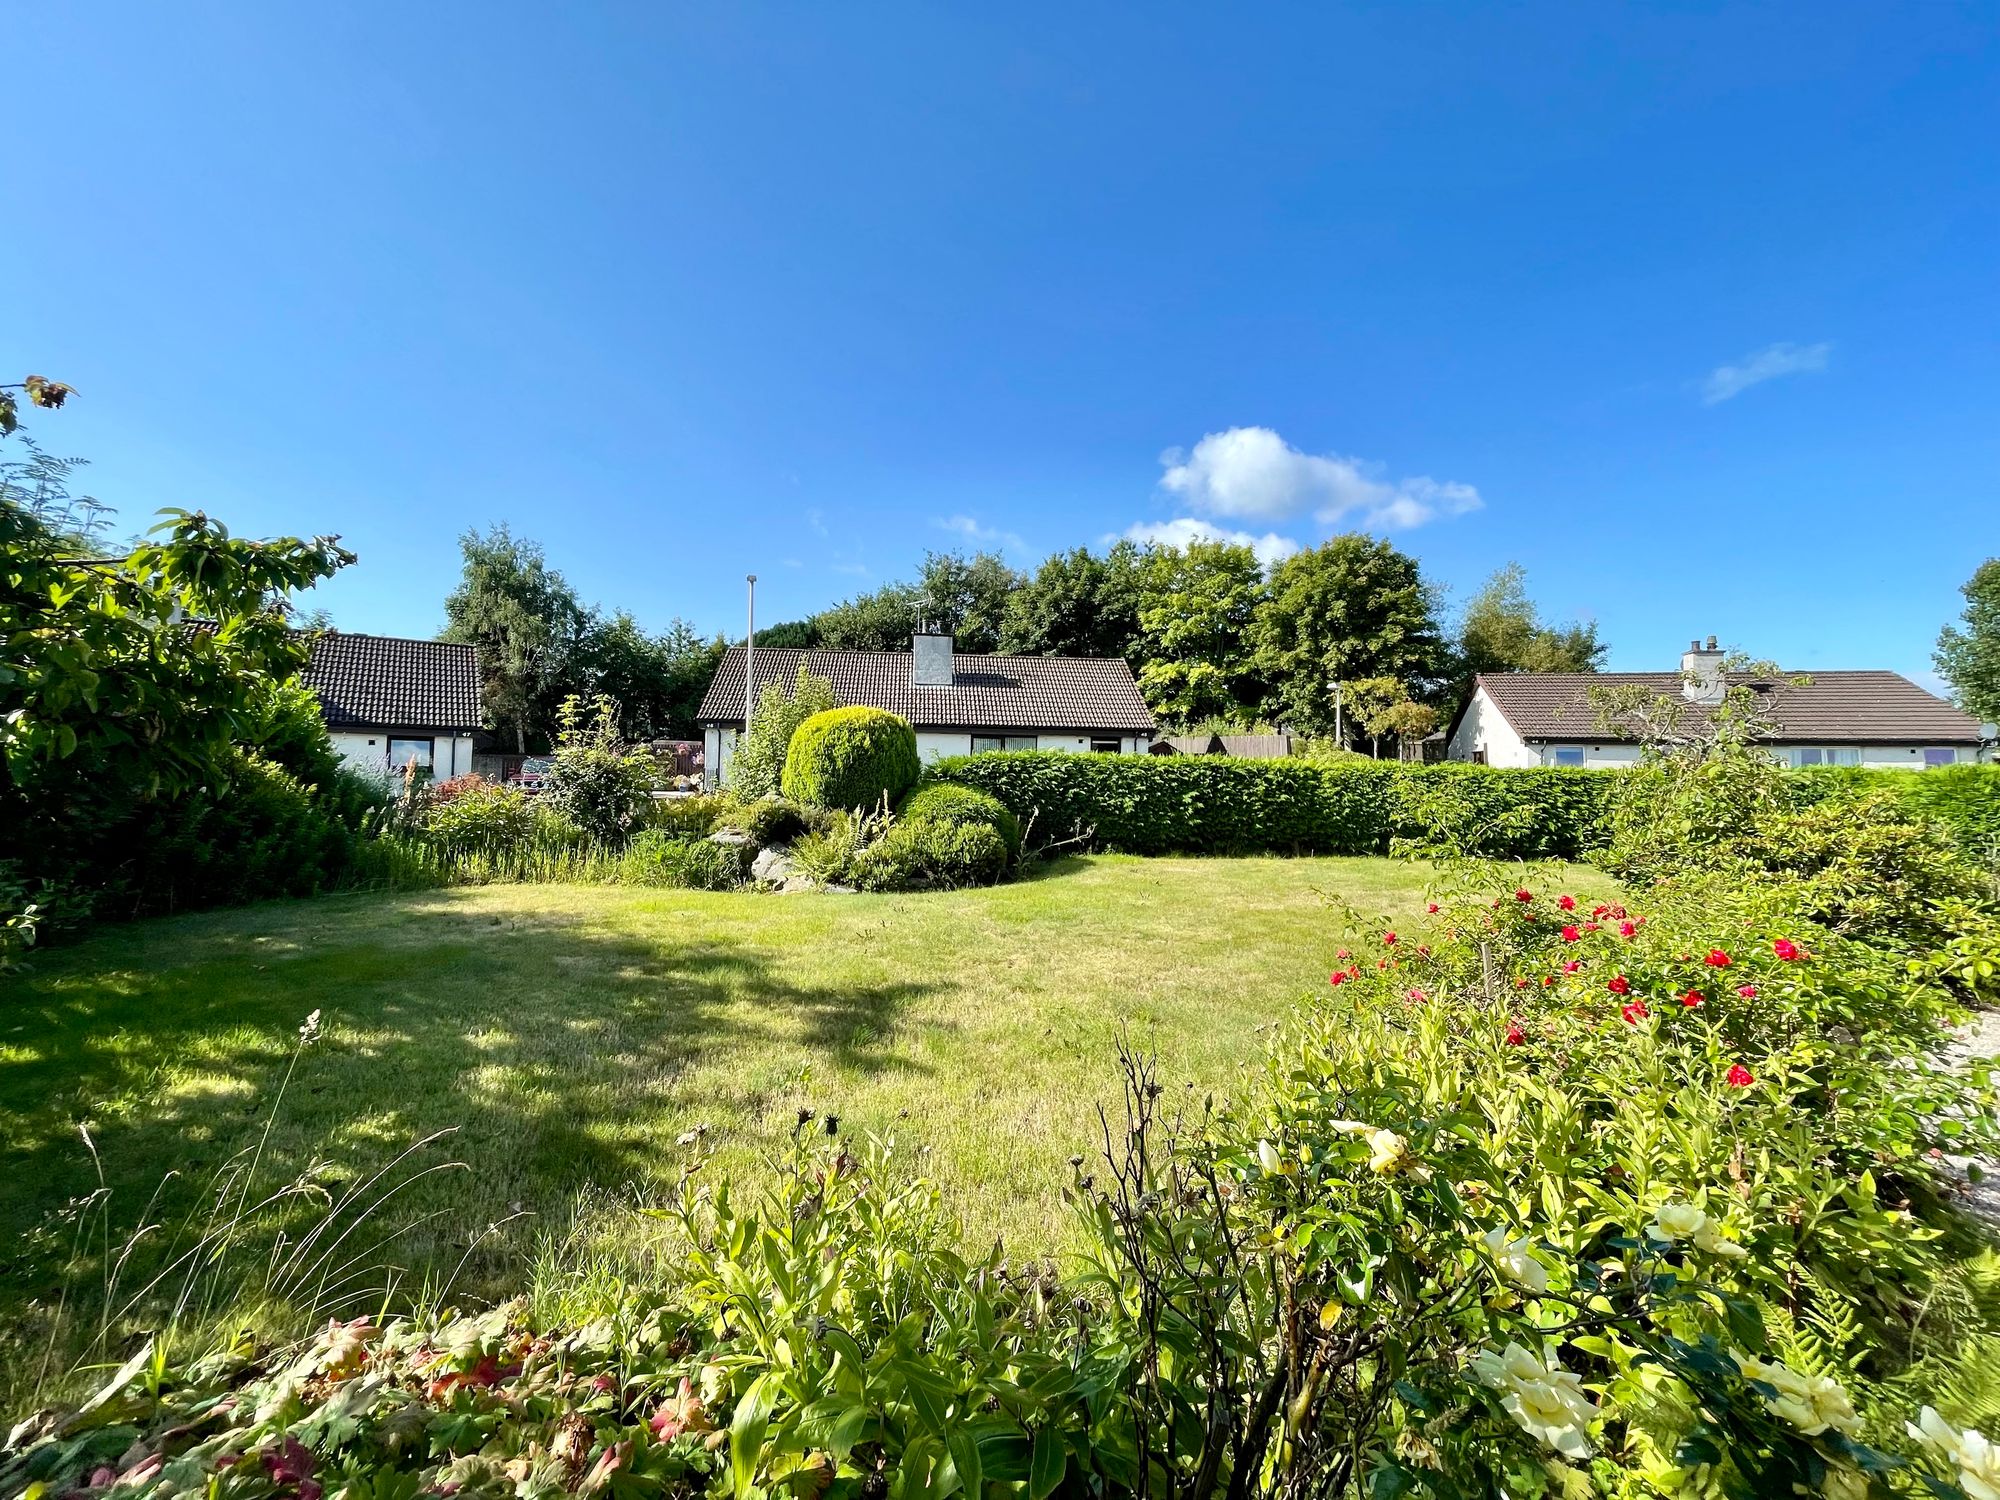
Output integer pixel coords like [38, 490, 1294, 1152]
[857, 816, 1010, 891]
[540, 694, 656, 842]
[713, 795, 827, 847]
[619, 828, 746, 889]
[930, 752, 1616, 857]
[729, 667, 835, 800]
[644, 793, 731, 837]
[898, 781, 1023, 860]
[421, 777, 537, 859]
[1792, 763, 2000, 861]
[781, 706, 921, 812]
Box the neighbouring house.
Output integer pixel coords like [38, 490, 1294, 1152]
[1446, 635, 1987, 770]
[300, 632, 484, 781]
[696, 630, 1156, 785]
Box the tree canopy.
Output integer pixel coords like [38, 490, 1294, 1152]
[1135, 539, 1267, 726]
[1935, 558, 2000, 725]
[1456, 563, 1605, 680]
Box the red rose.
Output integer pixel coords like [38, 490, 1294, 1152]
[1542, 975, 1556, 987]
[1561, 925, 1581, 943]
[1407, 987, 1428, 1003]
[1772, 938, 1801, 961]
[1515, 888, 1533, 903]
[1620, 1000, 1649, 1024]
[1681, 990, 1703, 1008]
[1736, 984, 1758, 998]
[1383, 932, 1398, 945]
[1558, 894, 1576, 911]
[1337, 948, 1350, 960]
[1704, 949, 1732, 967]
[1618, 920, 1636, 938]
[1725, 1063, 1755, 1088]
[1328, 972, 1347, 987]
[1514, 976, 1529, 989]
[1584, 921, 1601, 932]
[1425, 902, 1439, 914]
[1591, 904, 1609, 918]
[1505, 1022, 1526, 1046]
[1607, 974, 1630, 995]
[1562, 960, 1581, 973]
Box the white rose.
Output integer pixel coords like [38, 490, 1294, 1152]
[1909, 1407, 2000, 1500]
[1481, 1226, 1549, 1294]
[1255, 1140, 1290, 1175]
[1737, 1354, 1857, 1437]
[1471, 1342, 1597, 1459]
[1651, 1202, 1709, 1243]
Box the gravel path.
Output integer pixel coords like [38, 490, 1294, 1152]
[1943, 1008, 2000, 1227]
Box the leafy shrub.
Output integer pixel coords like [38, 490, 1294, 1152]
[713, 795, 826, 847]
[780, 706, 920, 812]
[619, 828, 745, 889]
[785, 807, 883, 888]
[898, 781, 1023, 860]
[540, 694, 655, 842]
[1793, 763, 2000, 863]
[728, 666, 834, 799]
[421, 777, 536, 859]
[644, 792, 730, 837]
[931, 752, 1614, 858]
[857, 815, 1009, 890]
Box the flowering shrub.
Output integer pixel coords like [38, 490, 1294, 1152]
[420, 776, 537, 859]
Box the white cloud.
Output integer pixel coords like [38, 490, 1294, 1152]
[1157, 426, 1483, 529]
[806, 508, 830, 537]
[1121, 517, 1301, 570]
[934, 513, 1028, 555]
[830, 560, 868, 577]
[1701, 341, 1832, 404]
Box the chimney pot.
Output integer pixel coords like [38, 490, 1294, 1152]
[1706, 634, 1718, 651]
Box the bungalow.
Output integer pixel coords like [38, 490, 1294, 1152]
[1446, 636, 1986, 770]
[695, 629, 1155, 785]
[301, 632, 484, 781]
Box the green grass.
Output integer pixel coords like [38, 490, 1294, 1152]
[0, 853, 1607, 1402]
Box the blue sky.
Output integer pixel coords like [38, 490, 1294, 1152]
[6, 3, 1995, 679]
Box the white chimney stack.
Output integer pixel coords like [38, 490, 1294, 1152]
[912, 625, 954, 687]
[1681, 634, 1725, 705]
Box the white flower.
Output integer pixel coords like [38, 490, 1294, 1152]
[1471, 1342, 1597, 1459]
[1821, 1467, 1869, 1500]
[1908, 1407, 2000, 1500]
[1255, 1140, 1291, 1175]
[1735, 1354, 1858, 1437]
[1329, 1120, 1427, 1179]
[1481, 1226, 1549, 1294]
[1651, 1201, 1748, 1257]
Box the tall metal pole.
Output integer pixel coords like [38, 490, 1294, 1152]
[1333, 680, 1344, 749]
[743, 575, 758, 745]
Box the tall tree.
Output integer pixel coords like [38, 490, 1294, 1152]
[753, 619, 821, 648]
[1136, 539, 1267, 726]
[1456, 563, 1605, 680]
[1935, 558, 2000, 725]
[999, 541, 1146, 661]
[1249, 534, 1447, 738]
[578, 611, 727, 742]
[440, 525, 590, 753]
[811, 550, 1023, 653]
[811, 580, 923, 652]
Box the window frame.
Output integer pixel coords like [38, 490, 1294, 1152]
[1089, 736, 1122, 754]
[1548, 746, 1585, 768]
[388, 736, 435, 772]
[971, 734, 1039, 755]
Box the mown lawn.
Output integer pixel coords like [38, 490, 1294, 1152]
[1, 853, 1607, 1394]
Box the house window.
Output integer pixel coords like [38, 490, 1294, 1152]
[971, 735, 1038, 754]
[1788, 747, 1862, 768]
[1924, 747, 1960, 768]
[1549, 746, 1585, 767]
[388, 737, 434, 772]
[1089, 737, 1122, 754]
[1470, 749, 1487, 766]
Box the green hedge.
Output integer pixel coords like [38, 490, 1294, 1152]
[926, 753, 1617, 859]
[781, 707, 921, 812]
[1789, 764, 2000, 857]
[897, 782, 1023, 860]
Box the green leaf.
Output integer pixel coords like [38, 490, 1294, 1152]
[731, 1372, 780, 1500]
[1027, 1428, 1064, 1500]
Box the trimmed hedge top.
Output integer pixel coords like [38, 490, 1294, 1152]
[897, 781, 1023, 860]
[928, 751, 1617, 859]
[781, 707, 921, 812]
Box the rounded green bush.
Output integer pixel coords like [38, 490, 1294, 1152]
[780, 707, 920, 812]
[898, 782, 1022, 860]
[859, 817, 1008, 891]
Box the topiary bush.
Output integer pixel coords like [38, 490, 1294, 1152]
[898, 781, 1022, 860]
[780, 706, 920, 812]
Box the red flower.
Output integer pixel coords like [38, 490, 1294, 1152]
[1772, 938, 1801, 961]
[1725, 1063, 1755, 1088]
[1584, 921, 1602, 932]
[1348, 965, 1362, 979]
[1704, 949, 1732, 968]
[262, 1440, 316, 1488]
[1561, 959, 1581, 973]
[1558, 894, 1577, 911]
[1515, 888, 1533, 903]
[1514, 976, 1530, 989]
[1736, 984, 1758, 998]
[1417, 944, 1431, 956]
[1407, 987, 1428, 1003]
[1542, 975, 1556, 987]
[1618, 920, 1636, 938]
[1680, 990, 1703, 1008]
[1328, 971, 1347, 987]
[1336, 948, 1350, 960]
[1383, 932, 1398, 945]
[1505, 1022, 1526, 1046]
[1561, 925, 1581, 943]
[1591, 904, 1609, 918]
[1425, 902, 1439, 914]
[1607, 974, 1631, 995]
[1620, 1000, 1649, 1024]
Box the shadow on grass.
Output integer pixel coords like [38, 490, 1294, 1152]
[0, 892, 937, 1332]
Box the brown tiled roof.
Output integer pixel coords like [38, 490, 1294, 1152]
[697, 645, 1156, 732]
[1474, 671, 1982, 745]
[302, 633, 483, 732]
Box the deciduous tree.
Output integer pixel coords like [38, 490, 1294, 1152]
[1935, 558, 2000, 725]
[1136, 539, 1267, 726]
[999, 542, 1145, 661]
[1457, 563, 1605, 681]
[440, 525, 590, 753]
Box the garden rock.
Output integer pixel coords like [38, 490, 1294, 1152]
[708, 828, 754, 849]
[751, 846, 796, 886]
